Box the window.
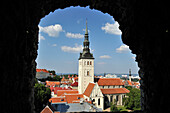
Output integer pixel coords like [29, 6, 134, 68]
[61, 99, 64, 101]
[87, 71, 89, 76]
[78, 97, 80, 99]
[87, 61, 89, 65]
[90, 61, 92, 65]
[98, 98, 100, 105]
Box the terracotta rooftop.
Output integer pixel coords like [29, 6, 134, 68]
[97, 78, 124, 86]
[41, 105, 53, 113]
[65, 94, 84, 104]
[46, 81, 60, 86]
[36, 69, 49, 73]
[70, 82, 78, 87]
[83, 82, 95, 97]
[49, 96, 66, 104]
[101, 88, 130, 94]
[57, 90, 78, 96]
[50, 87, 72, 95]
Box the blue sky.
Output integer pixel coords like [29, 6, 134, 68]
[36, 6, 139, 74]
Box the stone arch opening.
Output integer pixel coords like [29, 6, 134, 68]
[2, 0, 169, 113]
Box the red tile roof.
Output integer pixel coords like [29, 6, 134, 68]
[83, 83, 95, 97]
[49, 94, 83, 104]
[50, 87, 72, 95]
[57, 90, 78, 96]
[65, 94, 84, 104]
[70, 82, 78, 87]
[36, 69, 49, 73]
[49, 96, 66, 103]
[97, 78, 124, 86]
[41, 106, 53, 113]
[46, 81, 60, 86]
[101, 88, 130, 94]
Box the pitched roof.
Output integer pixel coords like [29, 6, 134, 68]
[70, 82, 78, 87]
[97, 78, 124, 86]
[83, 82, 95, 97]
[57, 90, 78, 96]
[41, 105, 53, 113]
[101, 88, 130, 94]
[50, 87, 73, 95]
[36, 69, 49, 73]
[49, 97, 66, 104]
[46, 81, 60, 86]
[65, 94, 84, 103]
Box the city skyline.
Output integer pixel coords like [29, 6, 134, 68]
[36, 6, 139, 74]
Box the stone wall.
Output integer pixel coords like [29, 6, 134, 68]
[1, 0, 169, 113]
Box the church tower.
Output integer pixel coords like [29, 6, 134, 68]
[78, 20, 94, 94]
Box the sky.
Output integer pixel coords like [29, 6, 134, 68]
[36, 6, 139, 74]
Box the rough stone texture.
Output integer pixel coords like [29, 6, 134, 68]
[1, 0, 170, 113]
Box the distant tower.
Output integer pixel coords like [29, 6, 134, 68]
[78, 19, 94, 94]
[129, 69, 132, 82]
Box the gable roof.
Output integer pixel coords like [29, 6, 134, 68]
[101, 88, 130, 94]
[97, 78, 124, 86]
[41, 105, 53, 113]
[83, 82, 95, 97]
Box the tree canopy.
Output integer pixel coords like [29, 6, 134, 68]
[34, 81, 51, 113]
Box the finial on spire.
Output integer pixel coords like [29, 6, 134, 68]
[85, 18, 88, 35]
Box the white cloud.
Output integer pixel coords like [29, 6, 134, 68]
[39, 24, 63, 37]
[99, 55, 111, 59]
[98, 62, 106, 65]
[101, 21, 122, 35]
[66, 32, 84, 39]
[52, 44, 57, 47]
[61, 43, 83, 53]
[38, 34, 45, 41]
[116, 44, 131, 53]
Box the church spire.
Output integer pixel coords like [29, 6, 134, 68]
[85, 19, 88, 35]
[79, 19, 94, 60]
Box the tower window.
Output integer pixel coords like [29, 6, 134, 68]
[87, 71, 89, 76]
[90, 61, 92, 65]
[98, 98, 100, 105]
[87, 61, 89, 65]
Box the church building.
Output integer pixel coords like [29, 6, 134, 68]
[78, 20, 94, 94]
[78, 20, 130, 110]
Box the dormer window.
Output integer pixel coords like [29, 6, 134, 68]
[61, 99, 64, 101]
[78, 97, 80, 99]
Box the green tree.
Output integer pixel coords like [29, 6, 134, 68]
[48, 70, 56, 75]
[34, 82, 51, 113]
[110, 104, 120, 112]
[124, 87, 141, 110]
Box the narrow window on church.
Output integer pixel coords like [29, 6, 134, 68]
[87, 71, 89, 76]
[98, 98, 100, 105]
[87, 61, 89, 65]
[90, 61, 92, 65]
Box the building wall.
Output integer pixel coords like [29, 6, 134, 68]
[78, 59, 94, 94]
[36, 72, 49, 79]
